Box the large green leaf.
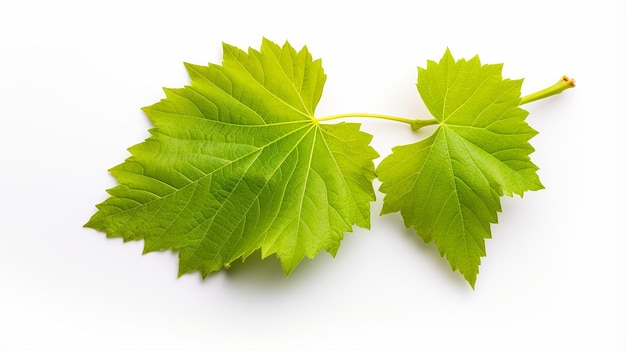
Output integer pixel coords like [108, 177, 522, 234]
[377, 49, 543, 287]
[86, 39, 378, 277]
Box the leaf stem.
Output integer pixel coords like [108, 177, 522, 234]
[315, 76, 575, 128]
[315, 113, 438, 131]
[520, 75, 576, 105]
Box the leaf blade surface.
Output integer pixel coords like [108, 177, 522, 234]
[377, 49, 542, 287]
[86, 39, 378, 277]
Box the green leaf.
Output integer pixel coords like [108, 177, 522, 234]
[377, 49, 543, 288]
[85, 39, 378, 277]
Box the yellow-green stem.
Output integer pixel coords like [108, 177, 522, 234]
[315, 113, 438, 131]
[315, 76, 574, 129]
[520, 76, 576, 105]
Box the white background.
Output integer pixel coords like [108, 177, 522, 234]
[1, 1, 624, 350]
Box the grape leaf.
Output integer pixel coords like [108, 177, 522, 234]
[377, 49, 543, 288]
[85, 39, 378, 277]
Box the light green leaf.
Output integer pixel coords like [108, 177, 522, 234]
[85, 39, 378, 277]
[377, 49, 543, 287]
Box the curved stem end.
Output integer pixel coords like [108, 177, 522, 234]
[520, 75, 576, 105]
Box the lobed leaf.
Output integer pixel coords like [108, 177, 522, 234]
[85, 39, 378, 277]
[377, 49, 543, 287]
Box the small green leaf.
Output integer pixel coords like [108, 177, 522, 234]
[85, 39, 378, 277]
[377, 49, 543, 287]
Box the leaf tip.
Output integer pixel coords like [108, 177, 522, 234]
[443, 47, 454, 61]
[282, 266, 293, 278]
[182, 61, 194, 71]
[464, 272, 478, 290]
